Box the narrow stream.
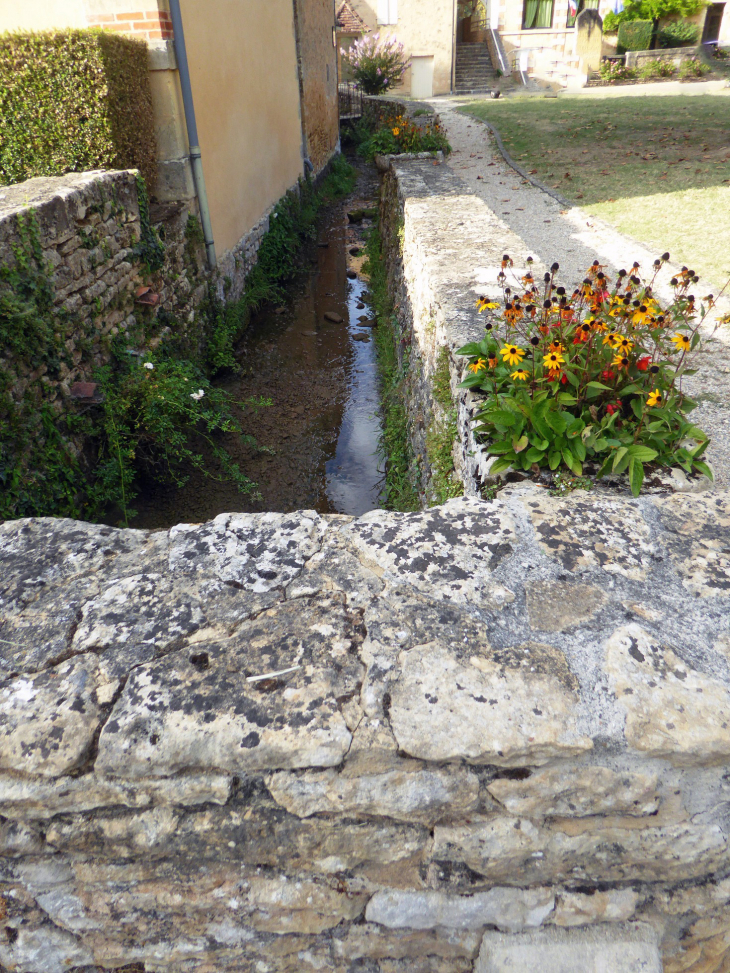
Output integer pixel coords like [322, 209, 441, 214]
[132, 161, 383, 528]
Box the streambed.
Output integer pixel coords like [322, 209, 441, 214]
[132, 163, 383, 528]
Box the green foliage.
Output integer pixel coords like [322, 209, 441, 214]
[599, 59, 638, 80]
[202, 154, 356, 374]
[607, 0, 706, 28]
[94, 356, 261, 526]
[0, 29, 156, 188]
[343, 34, 411, 95]
[458, 257, 712, 497]
[618, 19, 655, 52]
[678, 55, 711, 76]
[133, 173, 164, 273]
[637, 57, 676, 77]
[425, 347, 462, 505]
[364, 224, 420, 511]
[357, 112, 451, 162]
[657, 20, 701, 46]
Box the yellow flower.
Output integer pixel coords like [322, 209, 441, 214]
[392, 127, 400, 136]
[476, 297, 500, 312]
[591, 319, 608, 332]
[671, 333, 691, 353]
[603, 332, 620, 347]
[500, 344, 525, 367]
[612, 353, 630, 370]
[646, 388, 663, 408]
[548, 340, 565, 354]
[615, 336, 634, 355]
[542, 351, 565, 369]
[511, 368, 530, 381]
[468, 358, 487, 373]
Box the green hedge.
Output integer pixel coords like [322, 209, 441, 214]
[618, 19, 654, 51]
[0, 30, 156, 188]
[657, 20, 700, 47]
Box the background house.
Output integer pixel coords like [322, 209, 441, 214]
[0, 0, 340, 292]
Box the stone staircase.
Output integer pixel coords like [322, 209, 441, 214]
[454, 41, 499, 93]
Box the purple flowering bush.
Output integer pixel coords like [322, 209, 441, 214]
[343, 33, 411, 94]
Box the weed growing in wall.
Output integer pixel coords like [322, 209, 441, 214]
[363, 223, 420, 511]
[425, 347, 463, 505]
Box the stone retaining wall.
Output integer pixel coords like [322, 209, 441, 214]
[0, 169, 207, 414]
[0, 491, 729, 971]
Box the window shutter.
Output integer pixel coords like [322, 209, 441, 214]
[377, 0, 388, 24]
[389, 0, 398, 23]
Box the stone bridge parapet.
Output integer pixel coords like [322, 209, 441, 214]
[0, 489, 729, 971]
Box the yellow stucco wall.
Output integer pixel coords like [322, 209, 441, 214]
[178, 0, 304, 257]
[0, 0, 87, 31]
[350, 0, 456, 95]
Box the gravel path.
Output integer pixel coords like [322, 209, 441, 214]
[430, 98, 730, 489]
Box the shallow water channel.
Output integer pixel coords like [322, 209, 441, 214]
[132, 166, 384, 528]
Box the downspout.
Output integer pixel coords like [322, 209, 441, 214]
[168, 0, 217, 269]
[451, 0, 457, 92]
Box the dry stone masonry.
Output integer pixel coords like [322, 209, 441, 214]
[1, 489, 729, 972]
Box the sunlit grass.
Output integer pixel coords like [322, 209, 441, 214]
[460, 94, 730, 288]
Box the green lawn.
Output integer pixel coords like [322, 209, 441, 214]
[461, 94, 730, 290]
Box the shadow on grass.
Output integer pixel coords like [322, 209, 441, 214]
[460, 94, 730, 205]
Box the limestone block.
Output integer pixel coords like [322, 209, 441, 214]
[365, 887, 555, 934]
[521, 494, 656, 580]
[243, 875, 367, 934]
[95, 597, 363, 777]
[0, 656, 115, 777]
[432, 816, 729, 885]
[333, 924, 483, 963]
[345, 497, 516, 604]
[525, 580, 607, 632]
[0, 772, 233, 820]
[389, 640, 592, 766]
[167, 509, 325, 592]
[0, 924, 94, 973]
[476, 923, 662, 973]
[552, 889, 639, 927]
[267, 764, 480, 824]
[652, 493, 730, 596]
[285, 526, 383, 607]
[606, 624, 730, 764]
[486, 764, 660, 818]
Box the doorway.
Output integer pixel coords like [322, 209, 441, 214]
[703, 2, 725, 43]
[411, 55, 435, 97]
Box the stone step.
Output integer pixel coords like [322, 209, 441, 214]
[476, 925, 663, 973]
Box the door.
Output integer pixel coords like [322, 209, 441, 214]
[411, 55, 435, 98]
[702, 2, 725, 43]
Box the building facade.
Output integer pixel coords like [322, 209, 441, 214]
[0, 0, 340, 290]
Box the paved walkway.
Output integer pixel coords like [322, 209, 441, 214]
[428, 97, 730, 488]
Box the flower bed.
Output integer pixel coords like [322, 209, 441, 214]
[457, 254, 723, 495]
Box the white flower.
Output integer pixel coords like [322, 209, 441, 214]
[143, 362, 154, 370]
[190, 389, 205, 401]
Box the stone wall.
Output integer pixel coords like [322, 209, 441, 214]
[1, 490, 729, 971]
[0, 169, 207, 415]
[293, 0, 340, 174]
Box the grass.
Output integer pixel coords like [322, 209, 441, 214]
[460, 94, 730, 289]
[425, 347, 463, 505]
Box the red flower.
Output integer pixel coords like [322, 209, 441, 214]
[636, 356, 651, 372]
[606, 400, 622, 415]
[561, 373, 568, 385]
[601, 369, 615, 381]
[572, 331, 588, 344]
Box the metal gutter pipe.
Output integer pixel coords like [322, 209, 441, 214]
[168, 0, 217, 269]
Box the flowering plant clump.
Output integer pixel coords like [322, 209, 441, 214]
[343, 33, 411, 95]
[457, 253, 720, 496]
[362, 111, 451, 160]
[599, 59, 638, 82]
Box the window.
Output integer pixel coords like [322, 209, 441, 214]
[522, 0, 554, 29]
[566, 0, 599, 28]
[377, 0, 398, 25]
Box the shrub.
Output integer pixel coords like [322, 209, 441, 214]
[359, 112, 451, 160]
[679, 55, 711, 76]
[617, 19, 655, 52]
[657, 20, 701, 47]
[599, 59, 638, 81]
[0, 30, 156, 188]
[457, 255, 716, 496]
[607, 0, 707, 29]
[637, 57, 676, 77]
[342, 33, 411, 95]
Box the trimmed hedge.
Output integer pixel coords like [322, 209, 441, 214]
[618, 19, 654, 51]
[657, 20, 700, 47]
[0, 30, 156, 189]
